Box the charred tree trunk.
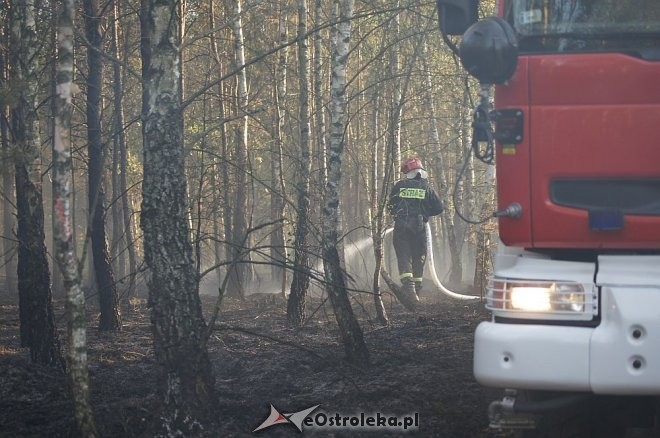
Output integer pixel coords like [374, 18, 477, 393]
[140, 0, 215, 431]
[84, 0, 121, 331]
[287, 0, 312, 326]
[323, 0, 369, 367]
[15, 166, 63, 366]
[10, 0, 63, 367]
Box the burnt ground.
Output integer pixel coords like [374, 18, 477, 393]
[0, 286, 502, 437]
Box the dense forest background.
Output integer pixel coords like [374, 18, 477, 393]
[0, 0, 497, 435]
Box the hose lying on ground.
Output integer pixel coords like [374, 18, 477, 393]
[424, 222, 479, 300]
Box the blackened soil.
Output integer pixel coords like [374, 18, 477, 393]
[0, 287, 500, 437]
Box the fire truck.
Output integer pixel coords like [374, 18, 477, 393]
[437, 0, 660, 435]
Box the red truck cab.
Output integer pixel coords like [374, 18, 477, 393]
[437, 0, 660, 434]
[495, 1, 660, 249]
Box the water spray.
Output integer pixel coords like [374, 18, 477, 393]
[263, 225, 479, 302]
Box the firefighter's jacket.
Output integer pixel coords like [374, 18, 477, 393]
[388, 176, 444, 222]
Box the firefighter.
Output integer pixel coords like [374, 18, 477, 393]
[388, 157, 444, 302]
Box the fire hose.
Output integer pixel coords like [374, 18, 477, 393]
[424, 222, 479, 301]
[384, 224, 479, 302]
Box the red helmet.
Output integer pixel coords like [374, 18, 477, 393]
[400, 157, 423, 174]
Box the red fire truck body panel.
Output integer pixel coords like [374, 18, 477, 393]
[494, 58, 533, 247]
[496, 53, 660, 249]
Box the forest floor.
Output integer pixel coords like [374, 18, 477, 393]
[0, 283, 503, 437]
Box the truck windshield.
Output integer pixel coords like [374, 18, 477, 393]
[506, 0, 660, 53]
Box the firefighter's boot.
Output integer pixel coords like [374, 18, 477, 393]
[402, 277, 420, 304]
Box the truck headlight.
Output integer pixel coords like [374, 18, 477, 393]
[487, 278, 596, 321]
[510, 286, 552, 312]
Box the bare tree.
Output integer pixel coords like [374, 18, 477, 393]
[421, 40, 462, 285]
[9, 0, 63, 367]
[1, 37, 17, 296]
[287, 0, 312, 326]
[207, 0, 231, 291]
[83, 0, 121, 331]
[369, 87, 389, 325]
[140, 0, 215, 430]
[52, 0, 99, 434]
[112, 0, 138, 302]
[323, 0, 369, 366]
[271, 0, 289, 295]
[388, 1, 402, 167]
[110, 0, 125, 292]
[207, 0, 223, 288]
[228, 0, 250, 299]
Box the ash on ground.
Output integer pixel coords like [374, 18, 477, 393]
[0, 288, 500, 437]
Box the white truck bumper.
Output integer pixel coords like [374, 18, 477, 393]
[474, 322, 592, 391]
[474, 255, 660, 395]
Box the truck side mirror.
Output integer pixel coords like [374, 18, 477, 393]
[459, 16, 518, 84]
[436, 0, 479, 36]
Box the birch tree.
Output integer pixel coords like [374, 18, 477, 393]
[323, 0, 369, 366]
[140, 0, 215, 430]
[313, 0, 327, 190]
[10, 0, 63, 367]
[53, 0, 98, 433]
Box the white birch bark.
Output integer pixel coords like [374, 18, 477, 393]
[52, 0, 98, 434]
[314, 0, 327, 188]
[140, 0, 215, 431]
[322, 0, 369, 366]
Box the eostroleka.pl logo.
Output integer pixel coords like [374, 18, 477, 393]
[253, 404, 419, 433]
